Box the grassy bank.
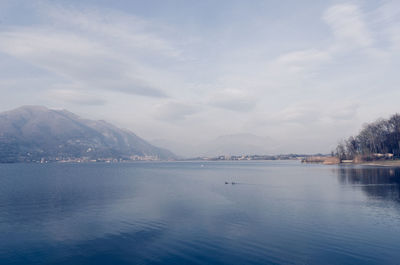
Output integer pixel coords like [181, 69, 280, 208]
[301, 156, 340, 165]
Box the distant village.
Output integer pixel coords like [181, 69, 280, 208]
[187, 154, 313, 161]
[24, 155, 163, 164]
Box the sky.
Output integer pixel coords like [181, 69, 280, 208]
[1, 0, 400, 156]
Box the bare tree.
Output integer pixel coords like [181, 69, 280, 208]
[336, 113, 400, 161]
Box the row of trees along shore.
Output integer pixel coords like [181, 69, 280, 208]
[335, 113, 400, 161]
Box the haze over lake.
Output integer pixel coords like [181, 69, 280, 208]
[2, 1, 400, 155]
[1, 161, 399, 265]
[2, 1, 400, 264]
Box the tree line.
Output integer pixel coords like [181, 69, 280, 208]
[335, 113, 400, 161]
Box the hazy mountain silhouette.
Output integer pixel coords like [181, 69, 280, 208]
[0, 106, 175, 162]
[200, 133, 273, 157]
[152, 133, 275, 157]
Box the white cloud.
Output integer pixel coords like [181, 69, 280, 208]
[276, 49, 331, 67]
[154, 101, 198, 122]
[0, 7, 182, 98]
[43, 5, 182, 58]
[323, 4, 373, 50]
[208, 89, 256, 112]
[47, 89, 107, 106]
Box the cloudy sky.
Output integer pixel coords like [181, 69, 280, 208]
[1, 0, 400, 156]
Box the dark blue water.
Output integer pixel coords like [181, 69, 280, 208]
[0, 161, 400, 265]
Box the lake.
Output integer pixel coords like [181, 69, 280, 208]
[0, 161, 399, 265]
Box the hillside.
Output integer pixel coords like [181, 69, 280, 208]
[0, 106, 175, 162]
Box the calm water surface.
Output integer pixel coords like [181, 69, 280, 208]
[0, 161, 400, 264]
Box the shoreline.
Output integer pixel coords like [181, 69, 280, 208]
[357, 160, 400, 167]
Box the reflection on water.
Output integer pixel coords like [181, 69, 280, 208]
[0, 161, 400, 265]
[336, 166, 400, 203]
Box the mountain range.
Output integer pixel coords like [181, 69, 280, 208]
[0, 106, 175, 162]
